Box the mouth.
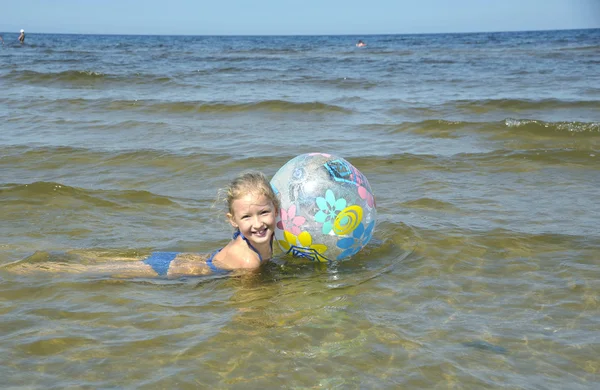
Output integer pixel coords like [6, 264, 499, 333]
[252, 227, 269, 238]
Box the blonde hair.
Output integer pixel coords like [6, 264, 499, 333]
[223, 171, 280, 216]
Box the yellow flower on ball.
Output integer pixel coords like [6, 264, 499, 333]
[278, 230, 329, 262]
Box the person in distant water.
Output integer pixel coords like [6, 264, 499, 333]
[18, 29, 25, 44]
[356, 40, 366, 47]
[3, 171, 281, 278]
[0, 35, 4, 45]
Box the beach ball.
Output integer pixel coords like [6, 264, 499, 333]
[271, 153, 377, 262]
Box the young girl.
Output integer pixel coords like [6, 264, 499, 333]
[5, 171, 280, 278]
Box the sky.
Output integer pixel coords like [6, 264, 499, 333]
[1, 0, 599, 36]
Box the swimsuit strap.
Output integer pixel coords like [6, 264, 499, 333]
[233, 230, 273, 263]
[206, 249, 229, 274]
[207, 231, 272, 273]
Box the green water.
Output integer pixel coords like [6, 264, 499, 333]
[1, 31, 599, 388]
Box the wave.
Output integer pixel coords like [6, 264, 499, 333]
[419, 58, 456, 64]
[347, 147, 598, 172]
[0, 181, 178, 208]
[98, 98, 351, 114]
[0, 145, 287, 173]
[8, 69, 106, 82]
[196, 66, 289, 74]
[4, 144, 595, 180]
[140, 99, 350, 114]
[454, 148, 599, 167]
[503, 118, 600, 135]
[0, 144, 232, 166]
[557, 45, 600, 52]
[415, 226, 596, 252]
[3, 65, 379, 91]
[386, 99, 600, 120]
[224, 48, 303, 55]
[451, 98, 600, 112]
[3, 70, 177, 87]
[281, 76, 378, 90]
[384, 118, 600, 138]
[402, 198, 460, 212]
[0, 94, 349, 114]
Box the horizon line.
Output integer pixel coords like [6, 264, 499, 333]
[1, 27, 598, 37]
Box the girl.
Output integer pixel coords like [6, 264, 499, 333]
[5, 171, 280, 278]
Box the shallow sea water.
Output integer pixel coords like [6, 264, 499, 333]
[1, 29, 599, 388]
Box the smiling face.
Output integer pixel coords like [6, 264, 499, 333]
[227, 192, 278, 247]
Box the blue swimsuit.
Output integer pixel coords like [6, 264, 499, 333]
[143, 231, 270, 277]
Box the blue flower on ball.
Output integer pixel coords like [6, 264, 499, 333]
[314, 189, 347, 235]
[336, 220, 376, 260]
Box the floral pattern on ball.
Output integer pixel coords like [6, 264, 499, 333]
[270, 152, 377, 263]
[358, 185, 375, 208]
[336, 220, 376, 260]
[277, 204, 306, 236]
[314, 189, 347, 235]
[278, 230, 329, 262]
[333, 205, 363, 235]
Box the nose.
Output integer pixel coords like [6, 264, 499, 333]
[251, 215, 262, 227]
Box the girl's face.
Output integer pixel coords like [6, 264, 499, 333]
[227, 192, 278, 247]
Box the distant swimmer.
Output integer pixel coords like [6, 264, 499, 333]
[0, 35, 4, 45]
[18, 29, 25, 44]
[356, 40, 366, 47]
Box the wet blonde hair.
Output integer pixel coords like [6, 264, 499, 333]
[223, 171, 280, 216]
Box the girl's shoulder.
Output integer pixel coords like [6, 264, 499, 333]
[214, 237, 262, 270]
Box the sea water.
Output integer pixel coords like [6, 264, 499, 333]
[1, 30, 599, 388]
